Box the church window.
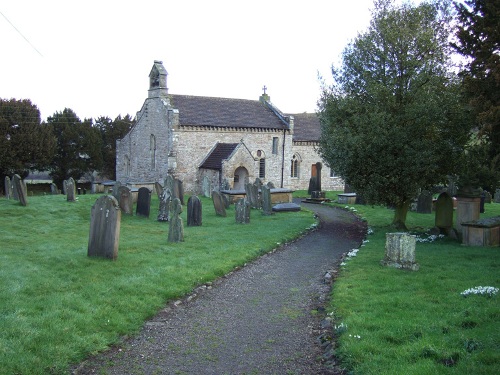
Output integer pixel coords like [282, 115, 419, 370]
[291, 154, 299, 178]
[330, 168, 336, 177]
[150, 134, 156, 170]
[272, 137, 279, 155]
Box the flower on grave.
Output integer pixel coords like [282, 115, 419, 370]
[461, 286, 498, 297]
[349, 334, 361, 339]
[413, 233, 445, 243]
[367, 227, 374, 235]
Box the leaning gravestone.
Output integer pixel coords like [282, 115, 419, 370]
[187, 195, 202, 226]
[168, 198, 184, 242]
[12, 174, 28, 206]
[66, 178, 76, 202]
[381, 232, 419, 271]
[12, 177, 19, 201]
[416, 190, 433, 214]
[136, 187, 152, 218]
[118, 186, 133, 214]
[202, 176, 211, 198]
[261, 184, 273, 216]
[435, 192, 454, 235]
[157, 189, 171, 222]
[87, 195, 121, 260]
[235, 198, 251, 224]
[212, 191, 227, 217]
[4, 176, 12, 199]
[50, 183, 58, 195]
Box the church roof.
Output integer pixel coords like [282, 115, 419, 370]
[291, 113, 321, 142]
[169, 95, 288, 130]
[199, 142, 239, 170]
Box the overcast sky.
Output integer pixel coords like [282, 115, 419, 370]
[1, 0, 377, 122]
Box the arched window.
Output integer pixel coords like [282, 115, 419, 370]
[150, 134, 156, 170]
[291, 154, 300, 178]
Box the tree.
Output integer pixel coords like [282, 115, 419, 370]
[452, 0, 500, 192]
[95, 114, 134, 180]
[0, 98, 55, 183]
[318, 0, 471, 229]
[47, 108, 103, 188]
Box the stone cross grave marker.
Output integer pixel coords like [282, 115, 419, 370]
[235, 198, 250, 224]
[168, 198, 184, 242]
[416, 190, 433, 214]
[381, 232, 419, 271]
[12, 174, 28, 206]
[87, 195, 121, 260]
[435, 192, 454, 234]
[4, 176, 12, 199]
[66, 177, 76, 202]
[212, 191, 227, 217]
[261, 184, 273, 216]
[118, 186, 133, 214]
[136, 187, 152, 218]
[202, 176, 211, 198]
[187, 195, 202, 226]
[157, 189, 171, 222]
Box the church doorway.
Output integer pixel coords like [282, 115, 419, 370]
[233, 167, 248, 190]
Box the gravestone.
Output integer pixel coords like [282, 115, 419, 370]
[267, 181, 275, 189]
[118, 186, 133, 214]
[66, 177, 76, 202]
[168, 198, 184, 242]
[164, 175, 175, 198]
[112, 181, 122, 200]
[4, 176, 12, 199]
[244, 183, 256, 208]
[136, 187, 152, 218]
[12, 176, 19, 200]
[50, 183, 59, 195]
[12, 174, 28, 206]
[202, 176, 211, 198]
[261, 184, 273, 216]
[62, 179, 68, 195]
[435, 192, 454, 234]
[455, 195, 480, 233]
[174, 179, 184, 205]
[221, 193, 230, 209]
[416, 190, 433, 214]
[212, 191, 227, 217]
[154, 182, 163, 199]
[87, 195, 121, 260]
[221, 178, 230, 191]
[381, 232, 419, 271]
[494, 189, 500, 203]
[187, 195, 202, 226]
[157, 189, 171, 222]
[484, 191, 492, 204]
[235, 198, 251, 224]
[272, 202, 301, 212]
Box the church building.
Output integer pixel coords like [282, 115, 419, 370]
[116, 61, 343, 194]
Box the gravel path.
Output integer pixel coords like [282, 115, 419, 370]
[73, 202, 366, 375]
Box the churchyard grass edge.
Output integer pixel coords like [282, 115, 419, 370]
[306, 191, 500, 375]
[0, 193, 316, 375]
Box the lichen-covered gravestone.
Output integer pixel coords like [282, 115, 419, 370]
[87, 195, 121, 260]
[12, 174, 28, 206]
[157, 189, 171, 222]
[261, 184, 273, 216]
[66, 177, 76, 202]
[235, 198, 250, 224]
[212, 191, 227, 217]
[381, 232, 419, 271]
[136, 187, 152, 218]
[118, 186, 133, 214]
[168, 198, 184, 242]
[187, 195, 202, 226]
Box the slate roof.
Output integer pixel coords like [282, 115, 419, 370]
[169, 95, 287, 130]
[291, 113, 321, 142]
[199, 143, 239, 170]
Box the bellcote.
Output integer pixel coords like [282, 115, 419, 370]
[148, 60, 168, 98]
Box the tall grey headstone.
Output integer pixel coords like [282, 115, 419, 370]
[157, 189, 171, 222]
[118, 186, 133, 214]
[87, 195, 121, 260]
[416, 190, 433, 214]
[136, 187, 152, 218]
[62, 179, 68, 195]
[202, 176, 211, 198]
[261, 184, 273, 216]
[66, 177, 76, 202]
[4, 176, 12, 199]
[12, 174, 27, 206]
[174, 179, 184, 205]
[435, 192, 454, 234]
[168, 198, 184, 242]
[212, 191, 227, 217]
[187, 195, 202, 226]
[235, 198, 251, 224]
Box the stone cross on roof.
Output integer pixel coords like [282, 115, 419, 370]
[262, 85, 267, 95]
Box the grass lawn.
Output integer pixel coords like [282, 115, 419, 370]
[321, 192, 500, 375]
[0, 193, 316, 375]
